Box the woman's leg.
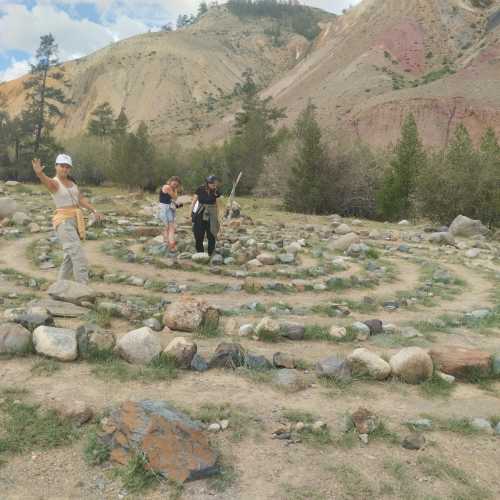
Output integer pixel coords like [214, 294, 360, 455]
[206, 223, 216, 255]
[56, 220, 89, 284]
[193, 218, 206, 253]
[167, 222, 177, 251]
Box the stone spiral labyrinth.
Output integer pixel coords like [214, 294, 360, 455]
[0, 184, 499, 499]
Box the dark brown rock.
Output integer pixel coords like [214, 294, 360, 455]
[363, 319, 384, 335]
[402, 433, 426, 450]
[208, 342, 246, 369]
[351, 408, 379, 434]
[101, 400, 218, 482]
[273, 352, 297, 369]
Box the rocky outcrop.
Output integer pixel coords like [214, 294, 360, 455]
[101, 400, 219, 482]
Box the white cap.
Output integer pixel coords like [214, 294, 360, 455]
[55, 153, 72, 166]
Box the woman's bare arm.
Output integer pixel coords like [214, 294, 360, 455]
[163, 184, 178, 200]
[79, 193, 103, 220]
[32, 159, 58, 193]
[190, 194, 198, 213]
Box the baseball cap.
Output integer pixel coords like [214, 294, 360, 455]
[55, 153, 72, 166]
[206, 175, 218, 183]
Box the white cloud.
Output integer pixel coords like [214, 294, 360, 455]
[0, 4, 116, 56]
[0, 0, 361, 82]
[0, 58, 31, 83]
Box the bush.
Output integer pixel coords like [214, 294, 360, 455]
[63, 136, 111, 185]
[376, 113, 426, 221]
[417, 125, 500, 226]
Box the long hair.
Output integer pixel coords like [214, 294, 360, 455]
[167, 176, 182, 194]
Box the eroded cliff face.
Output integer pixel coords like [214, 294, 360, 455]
[0, 6, 321, 140]
[1, 0, 499, 148]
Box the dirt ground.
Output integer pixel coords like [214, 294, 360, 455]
[0, 187, 499, 500]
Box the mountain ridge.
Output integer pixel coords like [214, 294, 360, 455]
[1, 0, 500, 148]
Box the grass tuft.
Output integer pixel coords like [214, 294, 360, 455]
[90, 353, 178, 383]
[419, 371, 455, 398]
[196, 403, 259, 442]
[114, 452, 161, 493]
[30, 358, 62, 376]
[0, 398, 77, 455]
[195, 318, 223, 338]
[84, 428, 110, 465]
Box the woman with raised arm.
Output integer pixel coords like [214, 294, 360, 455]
[32, 154, 103, 284]
[158, 176, 183, 256]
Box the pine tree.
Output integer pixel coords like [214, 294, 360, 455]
[478, 127, 500, 227]
[198, 1, 208, 17]
[285, 101, 331, 214]
[23, 34, 67, 153]
[87, 102, 115, 137]
[225, 71, 286, 193]
[113, 108, 129, 136]
[445, 123, 479, 218]
[377, 113, 426, 220]
[129, 122, 156, 190]
[109, 121, 157, 190]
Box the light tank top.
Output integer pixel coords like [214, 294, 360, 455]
[51, 177, 80, 208]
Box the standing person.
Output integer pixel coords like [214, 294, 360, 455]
[191, 175, 221, 256]
[32, 154, 103, 284]
[159, 176, 182, 255]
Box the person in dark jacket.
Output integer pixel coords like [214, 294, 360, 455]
[190, 175, 221, 256]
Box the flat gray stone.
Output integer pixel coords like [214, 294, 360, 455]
[30, 299, 89, 318]
[48, 280, 96, 305]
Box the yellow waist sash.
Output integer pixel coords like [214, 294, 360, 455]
[53, 207, 86, 240]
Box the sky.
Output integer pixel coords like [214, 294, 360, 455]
[0, 1, 361, 83]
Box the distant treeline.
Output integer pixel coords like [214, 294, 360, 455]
[227, 0, 323, 40]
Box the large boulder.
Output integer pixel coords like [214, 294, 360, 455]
[273, 352, 297, 369]
[429, 347, 492, 379]
[255, 317, 281, 341]
[32, 326, 78, 361]
[48, 280, 96, 305]
[347, 348, 391, 380]
[335, 223, 353, 235]
[0, 197, 17, 218]
[76, 324, 115, 354]
[163, 297, 219, 332]
[0, 322, 32, 354]
[256, 253, 276, 265]
[449, 215, 488, 238]
[279, 322, 305, 341]
[164, 337, 197, 368]
[100, 400, 219, 482]
[12, 212, 30, 225]
[208, 342, 246, 369]
[116, 327, 162, 364]
[315, 354, 351, 381]
[427, 232, 455, 245]
[389, 347, 433, 384]
[327, 233, 360, 252]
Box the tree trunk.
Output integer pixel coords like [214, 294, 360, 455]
[34, 67, 49, 153]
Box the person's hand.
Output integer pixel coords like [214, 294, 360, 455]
[32, 158, 45, 176]
[93, 211, 104, 222]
